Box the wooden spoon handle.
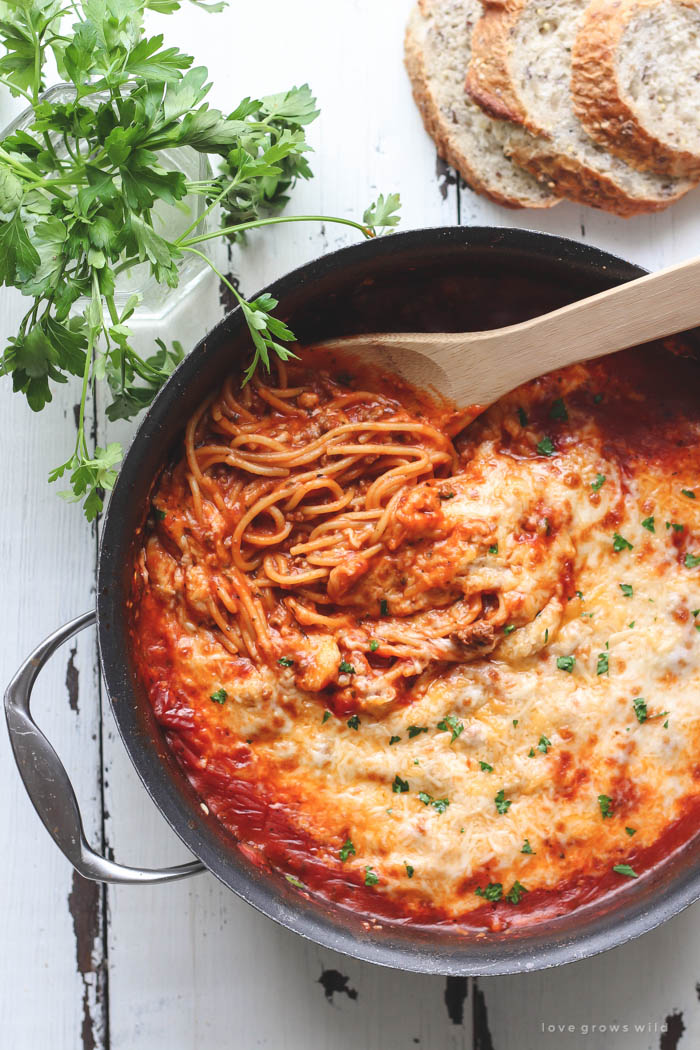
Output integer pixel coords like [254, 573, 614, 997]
[315, 254, 700, 408]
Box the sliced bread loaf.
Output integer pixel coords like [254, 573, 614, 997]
[465, 0, 697, 215]
[404, 0, 559, 209]
[572, 0, 700, 178]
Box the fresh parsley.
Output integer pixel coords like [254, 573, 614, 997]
[479, 760, 494, 772]
[278, 656, 294, 667]
[549, 397, 568, 422]
[625, 827, 637, 837]
[682, 489, 696, 499]
[504, 880, 528, 904]
[437, 714, 464, 743]
[488, 543, 498, 555]
[613, 864, 638, 879]
[494, 789, 512, 815]
[404, 862, 414, 878]
[619, 583, 633, 597]
[0, 2, 401, 518]
[346, 714, 360, 730]
[392, 774, 409, 794]
[556, 655, 575, 673]
[596, 652, 609, 676]
[537, 735, 551, 754]
[389, 735, 401, 745]
[339, 661, 356, 675]
[407, 725, 428, 739]
[210, 687, 227, 704]
[685, 553, 700, 569]
[322, 710, 332, 723]
[503, 624, 516, 635]
[641, 516, 655, 533]
[364, 866, 379, 886]
[591, 473, 606, 493]
[613, 533, 634, 552]
[521, 839, 535, 854]
[598, 794, 614, 819]
[536, 436, 555, 456]
[339, 838, 355, 862]
[633, 697, 647, 724]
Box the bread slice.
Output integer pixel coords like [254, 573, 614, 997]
[465, 0, 697, 215]
[572, 0, 700, 178]
[404, 0, 559, 209]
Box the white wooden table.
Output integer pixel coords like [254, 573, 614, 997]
[2, 2, 700, 1047]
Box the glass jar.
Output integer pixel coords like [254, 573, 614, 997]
[2, 84, 212, 323]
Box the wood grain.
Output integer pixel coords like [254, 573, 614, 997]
[3, 1, 700, 1048]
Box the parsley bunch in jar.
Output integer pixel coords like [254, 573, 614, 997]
[0, 0, 400, 518]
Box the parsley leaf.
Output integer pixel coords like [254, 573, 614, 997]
[339, 661, 356, 674]
[556, 655, 576, 673]
[521, 839, 535, 854]
[613, 533, 634, 552]
[392, 774, 409, 793]
[407, 725, 428, 739]
[549, 397, 568, 422]
[437, 714, 464, 743]
[364, 866, 379, 886]
[641, 516, 655, 533]
[362, 193, 402, 235]
[347, 714, 360, 730]
[596, 652, 609, 676]
[494, 789, 512, 815]
[682, 489, 696, 499]
[505, 880, 528, 904]
[339, 838, 356, 862]
[685, 553, 700, 569]
[322, 710, 332, 724]
[625, 827, 637, 837]
[475, 882, 503, 902]
[537, 735, 552, 754]
[404, 862, 414, 878]
[488, 543, 498, 555]
[598, 794, 614, 818]
[389, 735, 401, 745]
[479, 760, 494, 772]
[619, 583, 633, 597]
[210, 687, 227, 704]
[278, 656, 294, 667]
[633, 697, 647, 723]
[613, 864, 638, 879]
[591, 473, 606, 493]
[536, 436, 555, 456]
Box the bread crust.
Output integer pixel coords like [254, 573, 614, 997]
[465, 0, 546, 133]
[404, 0, 559, 208]
[571, 0, 700, 178]
[465, 0, 695, 215]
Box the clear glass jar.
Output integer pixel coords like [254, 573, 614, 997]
[2, 84, 212, 322]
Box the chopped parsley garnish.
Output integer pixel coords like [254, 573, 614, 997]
[475, 882, 503, 902]
[620, 583, 633, 597]
[389, 735, 401, 745]
[625, 827, 637, 837]
[536, 436, 555, 457]
[591, 473, 606, 493]
[633, 697, 648, 724]
[347, 714, 360, 730]
[544, 628, 549, 644]
[521, 839, 535, 854]
[663, 719, 669, 729]
[694, 610, 700, 617]
[380, 598, 389, 616]
[505, 880, 528, 904]
[285, 874, 305, 889]
[667, 521, 684, 532]
[488, 543, 498, 555]
[682, 489, 696, 499]
[538, 735, 552, 754]
[556, 655, 576, 673]
[153, 507, 167, 521]
[480, 761, 494, 772]
[437, 714, 464, 743]
[408, 725, 428, 738]
[528, 748, 535, 758]
[596, 652, 609, 676]
[339, 838, 356, 862]
[504, 624, 516, 635]
[598, 794, 614, 819]
[364, 866, 379, 886]
[517, 407, 528, 427]
[494, 789, 512, 815]
[210, 688, 227, 704]
[439, 490, 455, 501]
[641, 516, 655, 533]
[685, 553, 700, 569]
[339, 661, 355, 674]
[512, 719, 519, 728]
[613, 864, 638, 879]
[322, 710, 332, 724]
[613, 533, 634, 552]
[392, 774, 409, 793]
[405, 862, 414, 878]
[417, 792, 449, 813]
[549, 398, 568, 422]
[278, 656, 294, 667]
[369, 639, 379, 652]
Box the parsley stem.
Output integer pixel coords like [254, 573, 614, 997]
[181, 246, 244, 305]
[0, 75, 33, 103]
[178, 213, 373, 248]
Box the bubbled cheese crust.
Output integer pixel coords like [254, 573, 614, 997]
[132, 345, 700, 929]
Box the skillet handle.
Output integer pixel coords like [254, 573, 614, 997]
[4, 610, 205, 885]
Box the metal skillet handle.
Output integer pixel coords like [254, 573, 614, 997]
[4, 610, 205, 884]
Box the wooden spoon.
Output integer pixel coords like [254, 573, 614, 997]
[311, 254, 700, 408]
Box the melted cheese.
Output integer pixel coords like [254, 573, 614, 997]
[132, 346, 700, 927]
